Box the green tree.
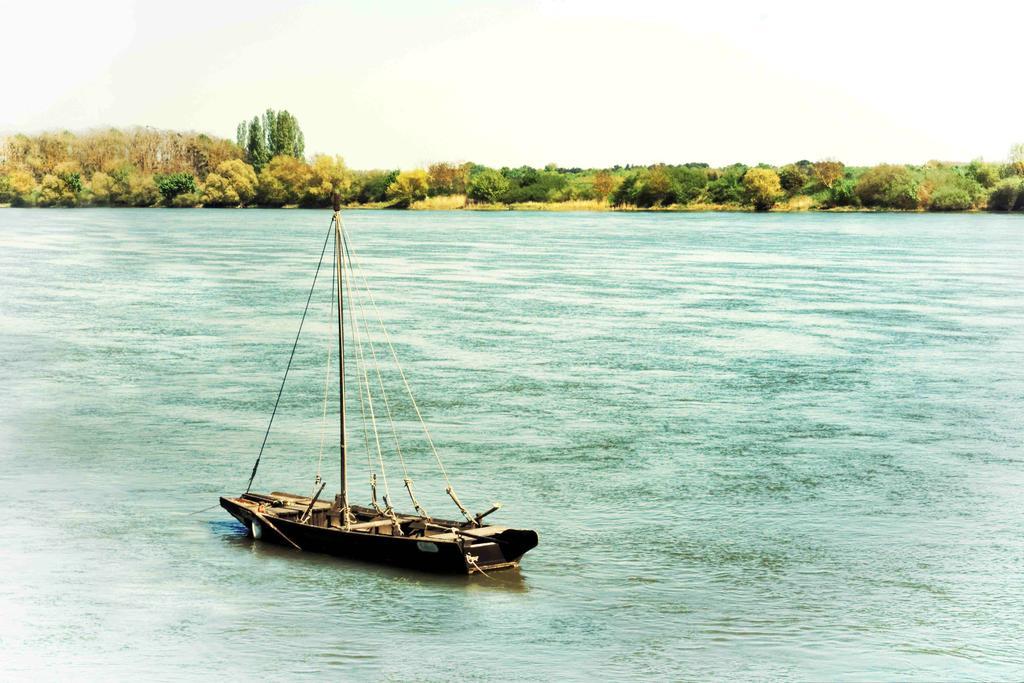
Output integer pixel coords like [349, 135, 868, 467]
[821, 178, 858, 208]
[964, 159, 1000, 188]
[633, 166, 677, 207]
[262, 110, 276, 145]
[704, 165, 748, 204]
[927, 184, 976, 211]
[503, 171, 568, 203]
[778, 164, 806, 193]
[743, 167, 783, 210]
[353, 170, 399, 204]
[921, 168, 982, 211]
[237, 110, 303, 168]
[855, 165, 919, 209]
[61, 172, 82, 194]
[610, 172, 640, 206]
[245, 117, 270, 172]
[502, 166, 540, 187]
[236, 121, 248, 150]
[551, 175, 598, 202]
[155, 172, 197, 204]
[668, 166, 708, 203]
[468, 169, 510, 203]
[264, 109, 304, 158]
[987, 178, 1023, 211]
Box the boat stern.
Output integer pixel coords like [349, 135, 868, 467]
[463, 528, 539, 573]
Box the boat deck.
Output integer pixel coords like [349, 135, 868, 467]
[241, 490, 506, 536]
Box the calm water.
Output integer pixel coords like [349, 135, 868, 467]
[1, 209, 1022, 681]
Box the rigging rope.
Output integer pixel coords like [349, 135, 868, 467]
[343, 243, 381, 513]
[340, 220, 404, 533]
[343, 236, 428, 518]
[343, 232, 474, 522]
[344, 232, 391, 509]
[245, 217, 334, 494]
[313, 253, 335, 493]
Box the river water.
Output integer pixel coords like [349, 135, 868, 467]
[1, 209, 1022, 680]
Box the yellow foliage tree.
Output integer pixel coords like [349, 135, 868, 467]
[258, 155, 312, 206]
[813, 160, 845, 189]
[387, 169, 429, 207]
[306, 155, 352, 206]
[8, 169, 38, 205]
[130, 175, 160, 206]
[592, 171, 618, 201]
[203, 159, 257, 206]
[202, 174, 240, 206]
[38, 174, 77, 206]
[2, 128, 243, 183]
[89, 172, 114, 204]
[743, 168, 782, 211]
[426, 162, 469, 196]
[218, 159, 258, 203]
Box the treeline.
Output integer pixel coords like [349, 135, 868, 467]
[2, 122, 1024, 212]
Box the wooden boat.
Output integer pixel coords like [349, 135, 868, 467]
[221, 199, 538, 574]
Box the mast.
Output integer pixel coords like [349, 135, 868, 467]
[333, 194, 350, 525]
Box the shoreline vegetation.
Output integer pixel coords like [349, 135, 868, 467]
[2, 111, 1024, 213]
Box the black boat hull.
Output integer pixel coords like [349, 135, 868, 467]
[220, 496, 537, 574]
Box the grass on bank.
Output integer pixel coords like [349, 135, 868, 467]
[410, 194, 467, 210]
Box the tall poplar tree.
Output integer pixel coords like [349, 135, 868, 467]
[245, 117, 269, 172]
[235, 121, 248, 151]
[262, 109, 278, 154]
[237, 108, 305, 162]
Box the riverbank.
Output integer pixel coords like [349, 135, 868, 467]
[0, 201, 1010, 213]
[5, 128, 1024, 213]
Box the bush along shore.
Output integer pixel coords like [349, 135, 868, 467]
[2, 115, 1024, 212]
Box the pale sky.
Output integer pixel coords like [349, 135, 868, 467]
[4, 0, 1021, 169]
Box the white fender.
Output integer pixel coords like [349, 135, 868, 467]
[251, 519, 263, 539]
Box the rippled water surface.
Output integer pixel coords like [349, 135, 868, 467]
[1, 209, 1023, 680]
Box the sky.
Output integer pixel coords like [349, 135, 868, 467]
[3, 0, 1022, 169]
